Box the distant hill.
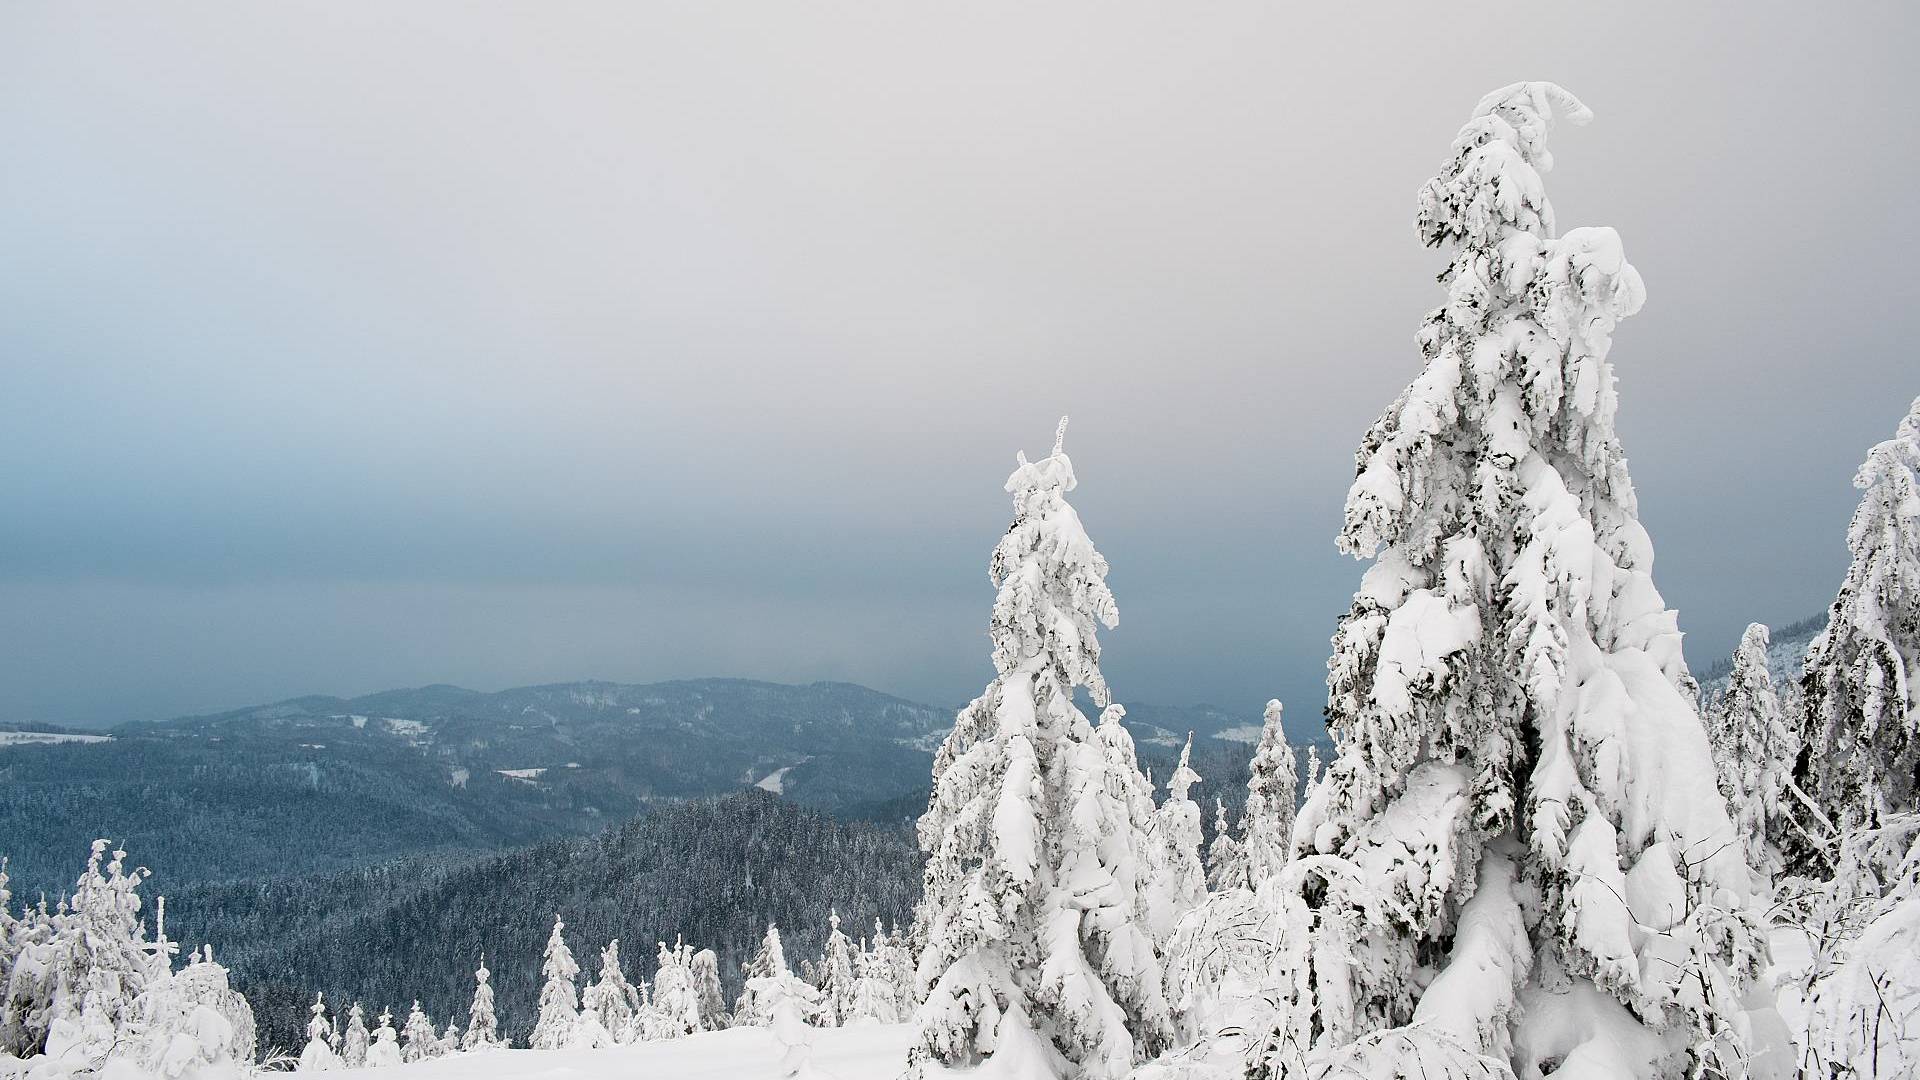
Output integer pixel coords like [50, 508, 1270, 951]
[0, 677, 1300, 901]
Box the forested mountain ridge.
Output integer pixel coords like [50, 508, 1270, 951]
[0, 676, 1293, 899]
[161, 791, 922, 1055]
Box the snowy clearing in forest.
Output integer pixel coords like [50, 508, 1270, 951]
[334, 1024, 913, 1080]
[755, 762, 804, 794]
[0, 731, 110, 747]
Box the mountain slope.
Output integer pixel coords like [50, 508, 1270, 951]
[165, 791, 921, 1054]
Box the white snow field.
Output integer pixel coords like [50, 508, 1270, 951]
[334, 1025, 914, 1080]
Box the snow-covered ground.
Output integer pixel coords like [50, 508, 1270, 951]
[0, 731, 111, 747]
[337, 1025, 913, 1080]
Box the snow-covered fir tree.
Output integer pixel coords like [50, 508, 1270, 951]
[439, 1020, 460, 1056]
[341, 1002, 369, 1066]
[1240, 83, 1788, 1079]
[911, 418, 1170, 1079]
[816, 910, 857, 1027]
[1707, 623, 1801, 884]
[528, 916, 580, 1051]
[41, 841, 157, 1068]
[462, 957, 499, 1050]
[848, 940, 901, 1025]
[401, 999, 437, 1062]
[1241, 700, 1297, 887]
[580, 939, 639, 1042]
[1152, 734, 1208, 940]
[877, 920, 917, 1021]
[690, 947, 729, 1031]
[366, 1008, 402, 1068]
[734, 924, 792, 1028]
[300, 992, 339, 1070]
[1793, 396, 1920, 871]
[1205, 798, 1247, 893]
[650, 939, 702, 1037]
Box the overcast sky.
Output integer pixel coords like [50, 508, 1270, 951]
[2, 3, 1914, 727]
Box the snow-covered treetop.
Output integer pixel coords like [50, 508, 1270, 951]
[989, 414, 1119, 708]
[1800, 394, 1920, 830]
[1167, 734, 1199, 802]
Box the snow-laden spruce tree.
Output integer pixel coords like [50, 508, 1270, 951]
[816, 910, 857, 1027]
[342, 1002, 370, 1065]
[877, 920, 917, 1021]
[39, 841, 157, 1068]
[690, 947, 729, 1030]
[439, 1020, 460, 1055]
[581, 939, 639, 1042]
[1153, 735, 1208, 940]
[401, 999, 437, 1062]
[735, 925, 792, 1028]
[529, 916, 580, 1050]
[366, 1008, 402, 1068]
[1707, 623, 1801, 884]
[1794, 396, 1920, 870]
[1241, 700, 1297, 887]
[300, 992, 339, 1070]
[849, 940, 901, 1025]
[1205, 799, 1247, 893]
[651, 939, 702, 1036]
[911, 418, 1170, 1079]
[1274, 82, 1787, 1079]
[462, 957, 499, 1049]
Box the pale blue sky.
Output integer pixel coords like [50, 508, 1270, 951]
[2, 3, 1914, 725]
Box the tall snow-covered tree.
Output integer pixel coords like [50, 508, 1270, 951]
[878, 920, 917, 1020]
[848, 940, 901, 1025]
[911, 418, 1170, 1080]
[342, 1002, 370, 1065]
[1707, 623, 1801, 884]
[734, 925, 791, 1028]
[689, 948, 728, 1031]
[462, 957, 499, 1049]
[1271, 83, 1786, 1079]
[651, 939, 702, 1037]
[366, 1008, 402, 1068]
[401, 999, 437, 1062]
[529, 916, 580, 1051]
[1205, 798, 1247, 893]
[581, 939, 639, 1041]
[300, 992, 339, 1070]
[1794, 396, 1920, 869]
[816, 910, 857, 1027]
[1152, 734, 1208, 939]
[1241, 700, 1297, 886]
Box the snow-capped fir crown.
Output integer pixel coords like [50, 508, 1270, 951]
[1796, 395, 1920, 850]
[912, 417, 1170, 1080]
[1241, 699, 1297, 887]
[1707, 623, 1798, 883]
[1290, 82, 1779, 1079]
